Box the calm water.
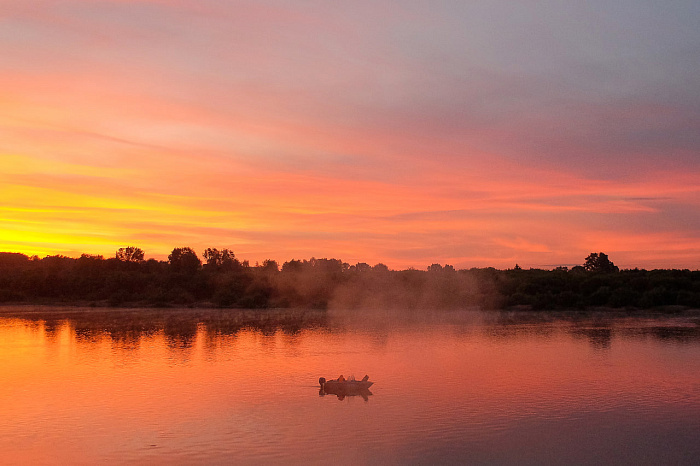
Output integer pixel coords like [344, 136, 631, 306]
[1, 306, 699, 465]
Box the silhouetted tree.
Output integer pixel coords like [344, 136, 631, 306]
[308, 257, 346, 273]
[584, 252, 619, 273]
[0, 252, 30, 268]
[168, 247, 201, 274]
[203, 248, 238, 270]
[116, 246, 144, 263]
[428, 263, 443, 272]
[3, 245, 698, 311]
[373, 263, 389, 272]
[372, 262, 389, 272]
[354, 262, 371, 272]
[282, 259, 303, 272]
[260, 259, 279, 272]
[203, 248, 221, 266]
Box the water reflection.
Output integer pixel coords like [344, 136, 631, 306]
[6, 307, 698, 351]
[42, 318, 62, 341]
[571, 327, 613, 349]
[1, 307, 329, 350]
[320, 387, 373, 401]
[484, 309, 700, 349]
[1, 306, 699, 464]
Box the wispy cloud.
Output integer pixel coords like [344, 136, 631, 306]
[1, 0, 699, 268]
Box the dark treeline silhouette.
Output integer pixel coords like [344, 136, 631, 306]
[0, 249, 699, 310]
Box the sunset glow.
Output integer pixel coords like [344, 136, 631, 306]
[2, 0, 699, 269]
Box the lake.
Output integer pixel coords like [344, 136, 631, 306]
[1, 306, 699, 465]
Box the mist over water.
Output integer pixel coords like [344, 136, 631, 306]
[1, 306, 699, 464]
[329, 269, 485, 311]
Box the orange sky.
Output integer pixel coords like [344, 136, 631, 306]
[1, 1, 699, 269]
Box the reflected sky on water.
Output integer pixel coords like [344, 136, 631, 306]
[1, 307, 699, 464]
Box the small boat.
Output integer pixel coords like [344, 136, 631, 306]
[318, 376, 373, 390]
[319, 376, 373, 400]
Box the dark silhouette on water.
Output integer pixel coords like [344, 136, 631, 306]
[319, 376, 373, 401]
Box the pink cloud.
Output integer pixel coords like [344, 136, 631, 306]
[1, 1, 698, 269]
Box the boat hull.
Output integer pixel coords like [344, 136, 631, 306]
[321, 380, 373, 390]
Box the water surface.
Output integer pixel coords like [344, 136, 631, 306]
[1, 306, 699, 464]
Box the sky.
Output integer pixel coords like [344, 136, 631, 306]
[1, 0, 699, 269]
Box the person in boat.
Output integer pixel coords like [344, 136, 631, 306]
[337, 375, 345, 382]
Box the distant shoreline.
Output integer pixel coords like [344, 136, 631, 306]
[1, 302, 698, 316]
[2, 251, 699, 311]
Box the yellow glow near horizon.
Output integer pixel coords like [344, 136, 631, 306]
[1, 1, 699, 269]
[2, 147, 699, 267]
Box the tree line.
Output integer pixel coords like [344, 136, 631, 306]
[0, 248, 698, 310]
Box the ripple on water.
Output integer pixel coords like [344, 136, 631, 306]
[1, 309, 699, 464]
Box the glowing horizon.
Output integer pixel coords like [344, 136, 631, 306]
[1, 1, 699, 270]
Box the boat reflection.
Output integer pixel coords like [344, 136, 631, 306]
[319, 386, 373, 401]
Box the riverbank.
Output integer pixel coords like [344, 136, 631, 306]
[2, 252, 699, 311]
